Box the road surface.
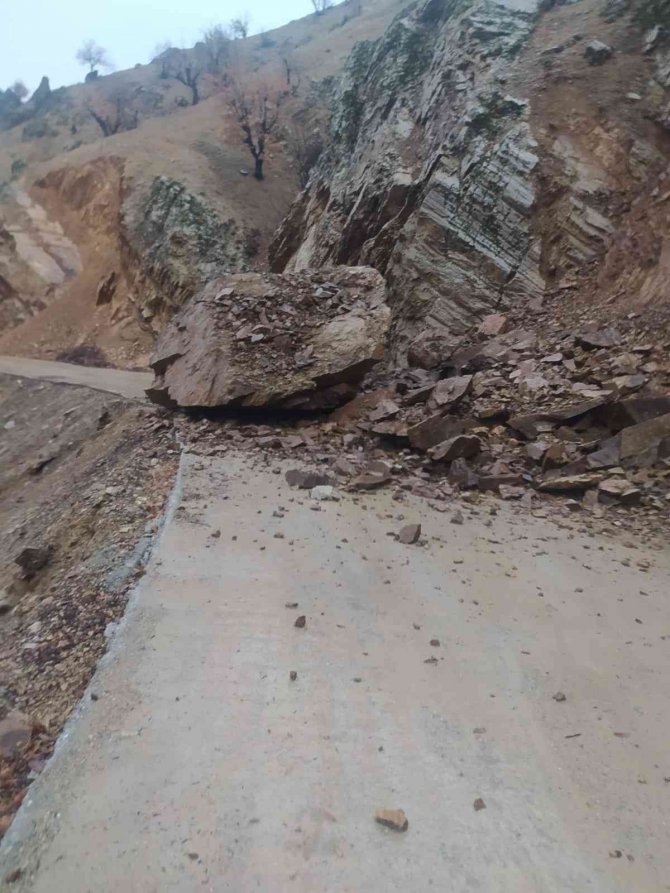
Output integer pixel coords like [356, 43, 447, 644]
[0, 355, 152, 401]
[1, 451, 668, 892]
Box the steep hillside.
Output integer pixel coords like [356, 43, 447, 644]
[271, 0, 670, 355]
[0, 0, 406, 366]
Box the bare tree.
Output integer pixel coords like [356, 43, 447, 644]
[164, 50, 202, 105]
[311, 0, 333, 14]
[229, 82, 281, 180]
[229, 14, 251, 39]
[202, 25, 231, 74]
[76, 40, 111, 74]
[87, 87, 138, 137]
[282, 56, 301, 96]
[9, 81, 29, 101]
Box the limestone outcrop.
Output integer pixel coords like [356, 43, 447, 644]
[270, 0, 546, 350]
[270, 0, 670, 358]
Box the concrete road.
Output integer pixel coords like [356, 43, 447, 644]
[0, 356, 152, 401]
[1, 453, 669, 892]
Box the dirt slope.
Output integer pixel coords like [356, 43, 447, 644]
[0, 372, 177, 833]
[0, 0, 407, 366]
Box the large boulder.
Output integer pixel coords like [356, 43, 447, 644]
[147, 267, 390, 411]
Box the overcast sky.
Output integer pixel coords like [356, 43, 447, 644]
[2, 0, 313, 94]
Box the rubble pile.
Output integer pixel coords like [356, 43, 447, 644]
[352, 314, 670, 505]
[174, 307, 670, 534]
[147, 267, 389, 411]
[340, 311, 670, 510]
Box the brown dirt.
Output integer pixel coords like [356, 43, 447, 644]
[0, 158, 155, 368]
[0, 375, 178, 835]
[510, 0, 670, 315]
[0, 0, 407, 366]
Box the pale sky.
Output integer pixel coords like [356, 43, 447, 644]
[2, 0, 314, 94]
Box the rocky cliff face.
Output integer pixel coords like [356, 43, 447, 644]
[271, 0, 546, 348]
[121, 176, 249, 326]
[270, 0, 670, 358]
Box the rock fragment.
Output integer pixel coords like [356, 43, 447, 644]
[398, 524, 421, 544]
[584, 40, 613, 65]
[14, 545, 53, 579]
[428, 434, 481, 463]
[478, 314, 508, 337]
[285, 469, 332, 489]
[598, 478, 641, 505]
[375, 808, 409, 832]
[311, 485, 339, 501]
[0, 711, 33, 758]
[427, 375, 473, 410]
[351, 468, 392, 490]
[407, 331, 459, 369]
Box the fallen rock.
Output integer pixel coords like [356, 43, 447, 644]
[351, 472, 391, 490]
[542, 443, 570, 470]
[402, 383, 436, 406]
[375, 808, 409, 832]
[576, 326, 621, 348]
[478, 473, 523, 493]
[473, 798, 486, 812]
[526, 441, 549, 462]
[428, 434, 482, 462]
[294, 615, 306, 629]
[370, 419, 409, 439]
[584, 40, 613, 65]
[427, 375, 473, 411]
[285, 469, 333, 489]
[538, 473, 601, 493]
[478, 313, 508, 337]
[499, 484, 525, 500]
[0, 710, 33, 758]
[368, 399, 401, 422]
[330, 388, 395, 424]
[147, 267, 390, 410]
[598, 396, 670, 431]
[311, 485, 339, 501]
[398, 523, 421, 544]
[407, 331, 459, 369]
[14, 545, 53, 579]
[508, 399, 606, 440]
[449, 458, 480, 489]
[408, 414, 472, 451]
[587, 437, 621, 469]
[598, 478, 642, 505]
[619, 413, 670, 464]
[332, 457, 357, 477]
